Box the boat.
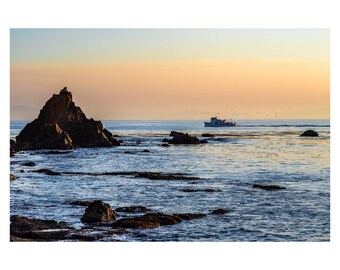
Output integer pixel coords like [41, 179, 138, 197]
[204, 117, 236, 127]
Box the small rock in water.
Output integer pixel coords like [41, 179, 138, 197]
[22, 161, 36, 167]
[172, 213, 206, 220]
[161, 143, 170, 147]
[135, 172, 199, 180]
[10, 174, 17, 181]
[81, 200, 117, 223]
[253, 184, 285, 190]
[180, 188, 221, 193]
[168, 131, 200, 144]
[43, 150, 72, 155]
[300, 130, 319, 137]
[34, 169, 61, 176]
[69, 200, 92, 207]
[211, 208, 230, 215]
[201, 133, 215, 137]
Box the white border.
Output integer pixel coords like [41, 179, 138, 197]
[1, 1, 338, 270]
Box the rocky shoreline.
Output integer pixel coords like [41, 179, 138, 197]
[10, 200, 227, 242]
[9, 87, 324, 242]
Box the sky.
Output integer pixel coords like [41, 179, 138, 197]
[10, 29, 330, 120]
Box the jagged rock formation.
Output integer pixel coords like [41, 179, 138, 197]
[15, 87, 120, 150]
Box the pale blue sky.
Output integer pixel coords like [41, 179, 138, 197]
[11, 29, 329, 65]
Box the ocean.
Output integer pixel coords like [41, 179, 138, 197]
[10, 119, 330, 241]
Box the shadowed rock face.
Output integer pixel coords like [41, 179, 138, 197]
[81, 200, 117, 223]
[168, 131, 201, 144]
[16, 87, 120, 150]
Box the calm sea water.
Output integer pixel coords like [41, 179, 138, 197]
[10, 119, 330, 241]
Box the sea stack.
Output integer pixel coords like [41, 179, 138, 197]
[16, 87, 120, 150]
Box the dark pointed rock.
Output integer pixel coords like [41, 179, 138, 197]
[16, 87, 120, 150]
[300, 130, 319, 137]
[81, 200, 117, 223]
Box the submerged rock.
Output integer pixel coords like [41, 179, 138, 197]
[81, 200, 117, 223]
[180, 188, 221, 193]
[42, 150, 73, 155]
[134, 172, 199, 180]
[15, 87, 120, 150]
[69, 200, 93, 207]
[34, 168, 61, 176]
[172, 213, 206, 220]
[22, 161, 36, 167]
[111, 212, 205, 229]
[201, 133, 215, 137]
[211, 208, 230, 215]
[300, 130, 319, 137]
[112, 216, 161, 229]
[115, 206, 152, 213]
[253, 184, 286, 190]
[143, 213, 182, 226]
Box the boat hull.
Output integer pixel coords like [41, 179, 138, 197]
[204, 122, 236, 127]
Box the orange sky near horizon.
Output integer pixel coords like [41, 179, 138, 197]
[11, 59, 329, 120]
[10, 29, 329, 120]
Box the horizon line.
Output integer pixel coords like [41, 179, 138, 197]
[10, 118, 331, 122]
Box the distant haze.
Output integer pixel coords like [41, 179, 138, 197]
[10, 29, 329, 120]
